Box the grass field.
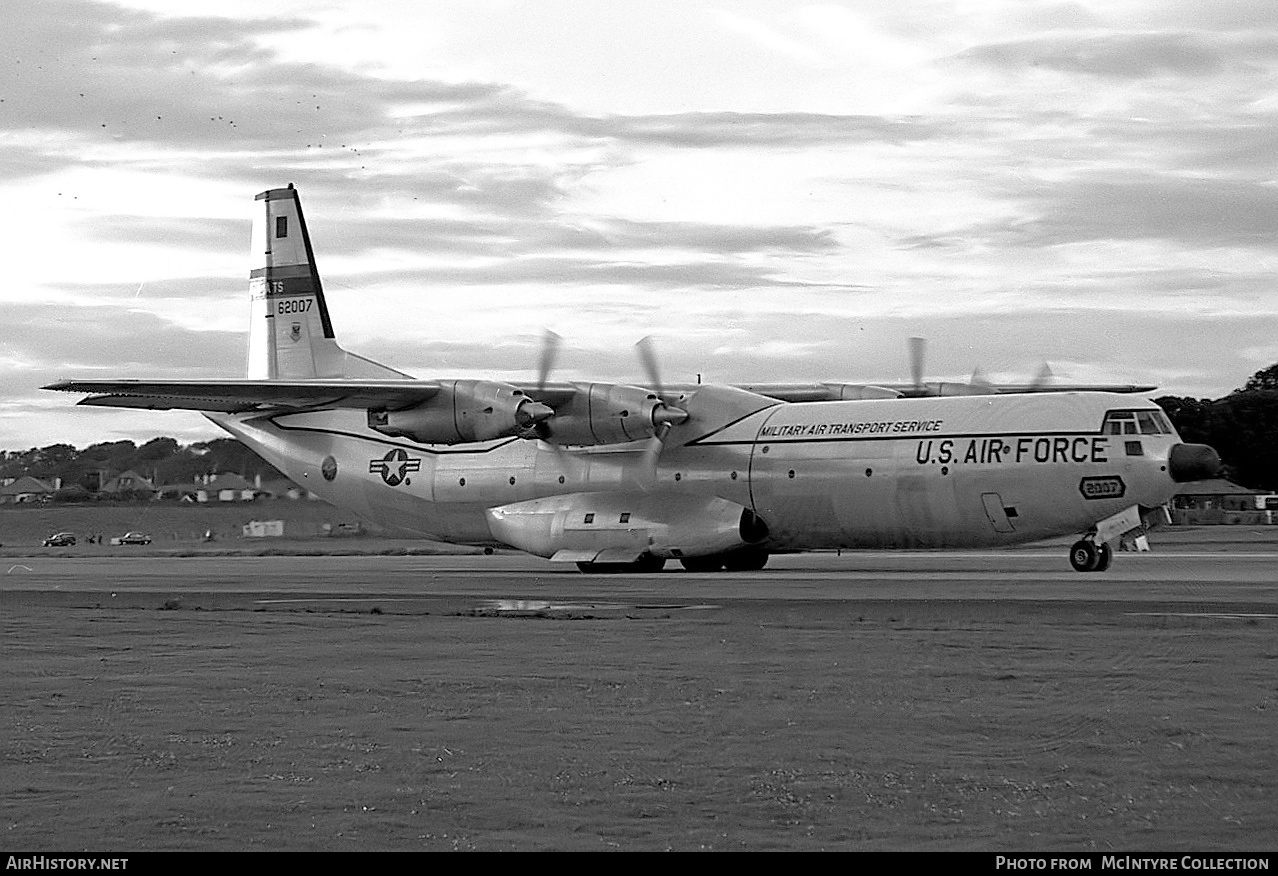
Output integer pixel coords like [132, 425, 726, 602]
[3, 559, 1274, 852]
[3, 500, 1275, 558]
[0, 500, 479, 556]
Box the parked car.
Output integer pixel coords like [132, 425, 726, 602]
[110, 531, 152, 546]
[43, 532, 76, 547]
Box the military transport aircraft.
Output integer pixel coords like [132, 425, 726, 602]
[45, 185, 1221, 572]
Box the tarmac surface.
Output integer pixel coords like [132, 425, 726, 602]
[3, 544, 1276, 851]
[3, 547, 1276, 615]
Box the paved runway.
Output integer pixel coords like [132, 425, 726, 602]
[3, 549, 1275, 617]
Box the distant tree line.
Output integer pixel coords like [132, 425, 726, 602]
[0, 437, 285, 497]
[1157, 363, 1278, 492]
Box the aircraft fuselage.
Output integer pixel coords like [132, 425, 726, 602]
[215, 389, 1182, 555]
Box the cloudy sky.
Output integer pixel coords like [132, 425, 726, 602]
[3, 0, 1277, 449]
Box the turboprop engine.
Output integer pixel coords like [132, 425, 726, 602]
[368, 380, 553, 444]
[538, 382, 686, 446]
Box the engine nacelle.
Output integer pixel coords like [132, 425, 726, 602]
[368, 380, 551, 444]
[541, 382, 670, 446]
[486, 492, 768, 561]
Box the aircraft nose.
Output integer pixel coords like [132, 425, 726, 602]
[1168, 443, 1222, 483]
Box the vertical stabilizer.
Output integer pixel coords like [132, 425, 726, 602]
[246, 185, 342, 379]
[245, 185, 408, 380]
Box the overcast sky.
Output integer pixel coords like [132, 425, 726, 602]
[4, 0, 1277, 449]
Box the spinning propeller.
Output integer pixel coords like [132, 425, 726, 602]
[515, 330, 563, 439]
[635, 336, 689, 484]
[905, 336, 1054, 397]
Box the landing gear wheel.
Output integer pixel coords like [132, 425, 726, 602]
[680, 555, 724, 572]
[722, 549, 769, 572]
[635, 554, 667, 573]
[1095, 543, 1113, 572]
[1069, 539, 1100, 572]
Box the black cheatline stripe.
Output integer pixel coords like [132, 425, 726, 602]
[264, 415, 524, 457]
[692, 429, 1106, 447]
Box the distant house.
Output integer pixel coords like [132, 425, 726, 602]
[0, 476, 56, 504]
[258, 478, 319, 501]
[196, 473, 258, 503]
[99, 470, 157, 497]
[154, 483, 199, 502]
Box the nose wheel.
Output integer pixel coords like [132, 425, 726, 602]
[1069, 539, 1113, 572]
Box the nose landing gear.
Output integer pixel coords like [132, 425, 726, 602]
[1069, 539, 1113, 572]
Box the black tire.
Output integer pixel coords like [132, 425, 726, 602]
[680, 555, 724, 572]
[1094, 543, 1113, 572]
[1069, 539, 1100, 572]
[634, 554, 667, 573]
[722, 549, 769, 572]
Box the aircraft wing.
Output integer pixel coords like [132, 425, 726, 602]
[729, 381, 1157, 401]
[45, 375, 1158, 417]
[43, 378, 443, 413]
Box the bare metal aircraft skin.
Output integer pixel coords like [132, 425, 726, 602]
[46, 186, 1220, 573]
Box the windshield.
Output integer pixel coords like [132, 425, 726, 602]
[1102, 409, 1175, 436]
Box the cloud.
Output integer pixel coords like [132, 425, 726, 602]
[5, 0, 1278, 450]
[953, 173, 1278, 250]
[953, 31, 1278, 80]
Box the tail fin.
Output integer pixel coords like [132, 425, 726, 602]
[246, 185, 405, 380]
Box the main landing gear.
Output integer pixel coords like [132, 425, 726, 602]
[576, 554, 667, 574]
[1068, 539, 1113, 573]
[575, 550, 772, 573]
[679, 549, 769, 572]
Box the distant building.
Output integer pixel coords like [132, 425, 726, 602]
[154, 483, 199, 502]
[196, 473, 258, 503]
[242, 520, 285, 538]
[257, 478, 319, 501]
[0, 476, 56, 504]
[99, 470, 157, 497]
[1172, 479, 1274, 524]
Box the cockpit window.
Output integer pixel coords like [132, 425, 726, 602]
[1103, 409, 1171, 436]
[1103, 411, 1138, 435]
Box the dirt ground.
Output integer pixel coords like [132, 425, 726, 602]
[2, 550, 1275, 852]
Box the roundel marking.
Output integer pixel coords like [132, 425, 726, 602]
[369, 448, 421, 487]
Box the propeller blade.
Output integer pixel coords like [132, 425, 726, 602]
[969, 365, 994, 393]
[635, 335, 664, 398]
[907, 337, 926, 392]
[631, 336, 687, 488]
[639, 422, 672, 490]
[1029, 362, 1055, 392]
[536, 329, 562, 394]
